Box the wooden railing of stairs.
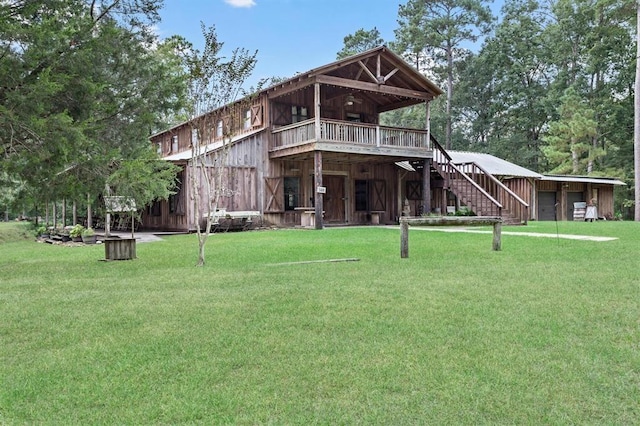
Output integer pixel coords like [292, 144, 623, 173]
[456, 161, 529, 225]
[431, 136, 528, 224]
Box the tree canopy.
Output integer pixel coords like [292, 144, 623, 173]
[0, 0, 186, 216]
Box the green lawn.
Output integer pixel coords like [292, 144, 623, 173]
[1, 221, 638, 424]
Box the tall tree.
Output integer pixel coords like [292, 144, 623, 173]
[336, 27, 384, 59]
[178, 25, 257, 266]
[543, 86, 600, 174]
[394, 0, 493, 149]
[458, 0, 552, 170]
[546, 0, 634, 175]
[635, 0, 640, 220]
[0, 0, 185, 220]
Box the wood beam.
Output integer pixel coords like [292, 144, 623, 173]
[315, 75, 434, 100]
[358, 60, 378, 84]
[266, 78, 313, 99]
[354, 58, 369, 81]
[383, 68, 400, 82]
[400, 216, 503, 258]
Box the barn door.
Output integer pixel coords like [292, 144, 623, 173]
[264, 177, 284, 212]
[370, 180, 386, 211]
[323, 175, 345, 223]
[538, 191, 556, 221]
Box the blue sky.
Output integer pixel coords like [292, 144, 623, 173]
[156, 0, 402, 88]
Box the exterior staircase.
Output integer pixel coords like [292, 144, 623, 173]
[431, 137, 528, 225]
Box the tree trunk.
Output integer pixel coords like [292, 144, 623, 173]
[635, 1, 640, 221]
[446, 44, 453, 150]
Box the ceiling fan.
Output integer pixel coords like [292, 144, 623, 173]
[344, 94, 363, 106]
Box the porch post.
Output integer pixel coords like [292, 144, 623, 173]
[314, 150, 324, 229]
[560, 182, 567, 221]
[314, 83, 321, 140]
[425, 100, 431, 147]
[422, 159, 431, 215]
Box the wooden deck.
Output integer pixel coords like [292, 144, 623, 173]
[270, 119, 431, 159]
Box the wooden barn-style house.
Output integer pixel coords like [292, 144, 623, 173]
[143, 46, 622, 232]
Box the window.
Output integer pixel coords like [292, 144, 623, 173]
[355, 180, 368, 211]
[156, 142, 162, 155]
[148, 200, 162, 217]
[346, 112, 362, 123]
[169, 171, 185, 215]
[291, 106, 308, 123]
[243, 109, 252, 130]
[216, 120, 223, 138]
[171, 135, 178, 152]
[284, 177, 301, 211]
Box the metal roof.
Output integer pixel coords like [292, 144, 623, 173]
[446, 151, 625, 185]
[541, 175, 626, 186]
[162, 128, 262, 161]
[447, 151, 543, 178]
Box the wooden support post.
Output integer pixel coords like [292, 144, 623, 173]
[422, 158, 431, 215]
[425, 100, 431, 147]
[400, 219, 409, 258]
[492, 222, 502, 251]
[314, 83, 321, 140]
[52, 202, 57, 229]
[400, 216, 503, 258]
[87, 193, 92, 229]
[314, 150, 323, 230]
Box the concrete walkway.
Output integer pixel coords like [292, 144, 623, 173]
[384, 226, 618, 242]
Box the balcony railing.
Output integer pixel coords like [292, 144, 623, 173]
[271, 118, 430, 151]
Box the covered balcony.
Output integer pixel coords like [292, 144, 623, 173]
[269, 118, 431, 160]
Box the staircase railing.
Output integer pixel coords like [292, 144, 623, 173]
[431, 136, 502, 217]
[456, 161, 529, 224]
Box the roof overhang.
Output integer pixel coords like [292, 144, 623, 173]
[162, 128, 262, 161]
[541, 175, 626, 186]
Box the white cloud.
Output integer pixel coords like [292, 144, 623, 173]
[224, 0, 256, 7]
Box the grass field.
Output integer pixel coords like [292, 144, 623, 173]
[1, 220, 638, 424]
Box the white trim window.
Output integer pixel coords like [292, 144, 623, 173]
[243, 109, 251, 130]
[171, 135, 178, 152]
[216, 120, 224, 138]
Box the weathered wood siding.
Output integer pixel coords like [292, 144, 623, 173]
[533, 180, 616, 220]
[263, 158, 402, 226]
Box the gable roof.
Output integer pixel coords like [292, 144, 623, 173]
[448, 151, 543, 178]
[152, 46, 443, 139]
[264, 45, 443, 112]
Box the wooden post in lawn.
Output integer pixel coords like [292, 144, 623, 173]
[492, 221, 502, 251]
[401, 219, 409, 258]
[400, 216, 503, 258]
